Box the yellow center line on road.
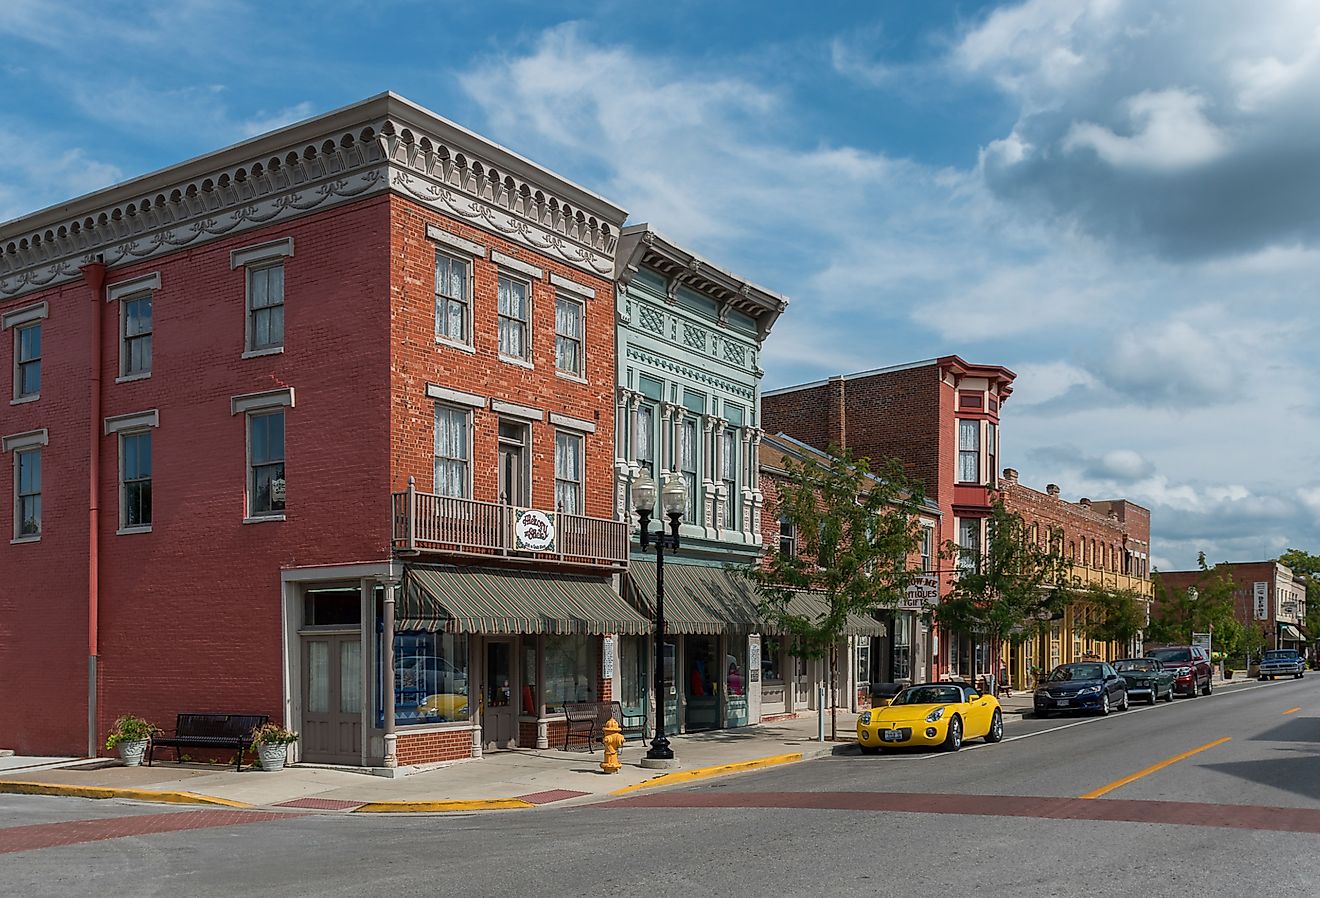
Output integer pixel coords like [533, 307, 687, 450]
[1079, 737, 1232, 800]
[1283, 707, 1301, 715]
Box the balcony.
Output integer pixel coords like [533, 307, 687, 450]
[1070, 565, 1153, 597]
[391, 480, 628, 569]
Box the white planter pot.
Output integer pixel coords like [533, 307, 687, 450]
[116, 739, 149, 767]
[257, 743, 289, 771]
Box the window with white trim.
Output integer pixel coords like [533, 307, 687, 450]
[554, 293, 583, 376]
[720, 427, 738, 529]
[497, 274, 529, 360]
[15, 447, 40, 538]
[433, 404, 470, 498]
[636, 403, 655, 479]
[434, 252, 470, 346]
[680, 417, 698, 517]
[779, 514, 796, 558]
[247, 263, 285, 352]
[958, 517, 981, 573]
[14, 322, 40, 399]
[920, 526, 933, 572]
[554, 430, 583, 514]
[957, 419, 980, 483]
[121, 292, 153, 377]
[247, 410, 285, 516]
[120, 431, 152, 530]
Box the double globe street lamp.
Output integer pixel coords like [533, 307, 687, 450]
[631, 470, 687, 766]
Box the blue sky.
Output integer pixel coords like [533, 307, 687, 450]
[5, 0, 1320, 571]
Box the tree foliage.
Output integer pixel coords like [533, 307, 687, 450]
[1279, 548, 1320, 639]
[743, 447, 926, 740]
[1148, 553, 1237, 646]
[1076, 585, 1146, 646]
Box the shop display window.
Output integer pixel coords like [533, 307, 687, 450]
[386, 631, 469, 726]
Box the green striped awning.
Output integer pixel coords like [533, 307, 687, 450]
[625, 560, 886, 638]
[401, 566, 650, 635]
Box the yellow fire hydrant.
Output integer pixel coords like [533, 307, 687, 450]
[600, 718, 625, 774]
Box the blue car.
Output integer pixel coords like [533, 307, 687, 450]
[1034, 662, 1129, 717]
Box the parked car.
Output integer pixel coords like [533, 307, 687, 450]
[1033, 662, 1128, 716]
[1146, 646, 1213, 696]
[856, 682, 1003, 753]
[1258, 648, 1305, 680]
[1114, 658, 1176, 704]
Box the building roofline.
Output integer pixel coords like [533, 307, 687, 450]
[761, 432, 942, 516]
[764, 355, 1016, 398]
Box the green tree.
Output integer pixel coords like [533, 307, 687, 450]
[1076, 585, 1146, 647]
[1278, 548, 1320, 641]
[743, 447, 926, 741]
[1148, 553, 1237, 645]
[934, 501, 1078, 687]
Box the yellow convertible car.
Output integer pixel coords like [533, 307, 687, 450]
[856, 682, 1003, 753]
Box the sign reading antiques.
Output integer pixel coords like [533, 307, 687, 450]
[901, 574, 940, 610]
[1253, 581, 1269, 620]
[514, 508, 557, 552]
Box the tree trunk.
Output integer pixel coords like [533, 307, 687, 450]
[829, 642, 838, 742]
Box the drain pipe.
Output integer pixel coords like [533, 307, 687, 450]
[80, 259, 107, 758]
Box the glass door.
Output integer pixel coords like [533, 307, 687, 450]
[484, 639, 516, 749]
[684, 635, 719, 731]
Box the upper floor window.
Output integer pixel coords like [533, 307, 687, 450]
[14, 323, 40, 400]
[121, 293, 153, 377]
[555, 294, 583, 377]
[435, 253, 470, 346]
[721, 428, 738, 529]
[15, 447, 41, 539]
[957, 419, 980, 483]
[247, 264, 285, 352]
[920, 527, 933, 572]
[958, 517, 981, 573]
[433, 404, 470, 498]
[779, 514, 796, 558]
[120, 430, 153, 531]
[248, 410, 285, 517]
[636, 403, 655, 479]
[987, 423, 998, 487]
[555, 430, 583, 515]
[498, 274, 530, 360]
[680, 417, 698, 517]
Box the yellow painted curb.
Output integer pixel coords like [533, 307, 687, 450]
[0, 780, 252, 809]
[609, 752, 804, 796]
[354, 798, 535, 813]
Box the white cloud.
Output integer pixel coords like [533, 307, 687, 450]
[1063, 89, 1227, 171]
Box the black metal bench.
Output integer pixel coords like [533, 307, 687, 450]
[148, 714, 268, 771]
[562, 701, 621, 752]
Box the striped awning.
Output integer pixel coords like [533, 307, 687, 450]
[401, 566, 651, 635]
[625, 560, 886, 638]
[1281, 624, 1304, 642]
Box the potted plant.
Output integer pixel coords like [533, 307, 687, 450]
[105, 715, 160, 767]
[249, 722, 298, 771]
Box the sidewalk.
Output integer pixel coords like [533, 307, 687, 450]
[0, 712, 857, 814]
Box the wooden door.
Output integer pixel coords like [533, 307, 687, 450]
[301, 634, 363, 765]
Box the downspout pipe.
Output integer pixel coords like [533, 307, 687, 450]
[81, 260, 107, 757]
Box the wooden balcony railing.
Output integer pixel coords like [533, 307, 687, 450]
[1069, 565, 1153, 597]
[391, 477, 628, 569]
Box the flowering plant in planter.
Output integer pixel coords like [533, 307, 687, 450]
[104, 715, 160, 750]
[248, 723, 299, 746]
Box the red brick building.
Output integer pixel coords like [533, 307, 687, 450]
[1154, 561, 1307, 657]
[762, 356, 1015, 682]
[997, 471, 1153, 687]
[0, 93, 639, 766]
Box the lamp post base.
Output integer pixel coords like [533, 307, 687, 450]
[640, 756, 681, 769]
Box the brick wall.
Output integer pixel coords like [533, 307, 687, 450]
[396, 728, 475, 766]
[998, 478, 1143, 575]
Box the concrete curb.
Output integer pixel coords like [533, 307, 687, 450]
[353, 798, 535, 813]
[0, 780, 253, 809]
[608, 752, 804, 796]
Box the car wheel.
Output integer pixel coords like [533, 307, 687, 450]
[943, 715, 963, 751]
[1148, 690, 1158, 705]
[1164, 687, 1174, 703]
[859, 745, 880, 755]
[1100, 693, 1111, 715]
[985, 710, 1004, 744]
[1297, 672, 1304, 680]
[1118, 691, 1129, 711]
[1259, 676, 1268, 681]
[1202, 678, 1213, 696]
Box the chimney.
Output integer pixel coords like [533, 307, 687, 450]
[1002, 467, 1018, 482]
[1046, 483, 1060, 497]
[1078, 497, 1092, 510]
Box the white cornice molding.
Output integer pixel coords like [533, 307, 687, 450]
[231, 387, 295, 415]
[106, 272, 160, 302]
[1, 300, 47, 329]
[2, 428, 48, 452]
[0, 93, 626, 301]
[426, 383, 486, 408]
[104, 408, 159, 434]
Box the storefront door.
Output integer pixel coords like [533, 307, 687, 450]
[484, 639, 516, 749]
[301, 633, 363, 765]
[791, 653, 811, 709]
[684, 635, 719, 731]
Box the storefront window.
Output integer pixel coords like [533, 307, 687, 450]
[522, 643, 538, 716]
[543, 635, 597, 709]
[390, 631, 469, 726]
[725, 638, 748, 727]
[761, 637, 784, 683]
[893, 615, 912, 681]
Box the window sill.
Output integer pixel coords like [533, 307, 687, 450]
[10, 394, 39, 405]
[554, 370, 587, 384]
[10, 535, 40, 545]
[243, 514, 286, 524]
[242, 346, 284, 360]
[115, 372, 151, 384]
[117, 526, 152, 536]
[498, 354, 534, 370]
[436, 338, 476, 355]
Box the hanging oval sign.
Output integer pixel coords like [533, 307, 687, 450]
[514, 508, 556, 552]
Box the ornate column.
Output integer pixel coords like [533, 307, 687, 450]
[660, 401, 681, 475]
[744, 427, 763, 538]
[705, 414, 723, 530]
[614, 388, 638, 522]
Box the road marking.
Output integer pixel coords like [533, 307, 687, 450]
[1283, 707, 1301, 715]
[1079, 737, 1231, 799]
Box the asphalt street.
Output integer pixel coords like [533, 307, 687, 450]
[3, 676, 1319, 897]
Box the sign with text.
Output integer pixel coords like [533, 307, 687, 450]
[1253, 581, 1269, 620]
[901, 575, 940, 610]
[602, 636, 615, 679]
[514, 508, 556, 552]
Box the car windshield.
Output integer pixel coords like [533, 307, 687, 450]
[1263, 650, 1298, 660]
[892, 685, 963, 706]
[1148, 648, 1192, 664]
[1047, 664, 1105, 681]
[1115, 659, 1157, 672]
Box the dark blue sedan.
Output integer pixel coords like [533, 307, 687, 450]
[1034, 662, 1129, 717]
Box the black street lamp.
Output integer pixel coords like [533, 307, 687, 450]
[631, 470, 687, 763]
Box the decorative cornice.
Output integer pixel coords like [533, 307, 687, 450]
[0, 93, 627, 301]
[626, 344, 755, 401]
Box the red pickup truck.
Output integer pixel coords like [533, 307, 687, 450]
[1146, 645, 1213, 697]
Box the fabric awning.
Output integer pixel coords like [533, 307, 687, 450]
[1281, 624, 1304, 641]
[625, 560, 886, 638]
[401, 566, 650, 635]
